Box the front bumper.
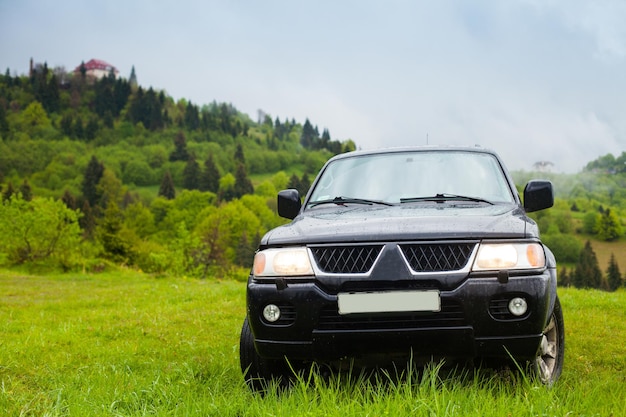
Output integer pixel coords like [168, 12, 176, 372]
[246, 271, 555, 362]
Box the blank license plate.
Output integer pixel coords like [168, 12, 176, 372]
[338, 290, 441, 315]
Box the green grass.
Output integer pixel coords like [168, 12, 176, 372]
[1, 270, 625, 416]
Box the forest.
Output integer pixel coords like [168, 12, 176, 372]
[0, 61, 624, 290]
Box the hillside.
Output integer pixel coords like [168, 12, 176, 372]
[0, 62, 624, 286]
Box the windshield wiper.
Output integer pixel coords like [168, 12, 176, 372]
[400, 193, 494, 205]
[308, 196, 394, 207]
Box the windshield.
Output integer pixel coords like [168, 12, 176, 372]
[307, 150, 515, 206]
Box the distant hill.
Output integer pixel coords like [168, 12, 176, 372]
[0, 62, 624, 281]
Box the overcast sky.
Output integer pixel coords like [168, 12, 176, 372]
[2, 0, 625, 172]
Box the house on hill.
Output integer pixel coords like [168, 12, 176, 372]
[74, 59, 119, 80]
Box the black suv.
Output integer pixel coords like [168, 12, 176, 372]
[240, 146, 564, 389]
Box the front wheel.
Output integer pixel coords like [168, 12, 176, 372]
[532, 296, 565, 385]
[239, 317, 292, 392]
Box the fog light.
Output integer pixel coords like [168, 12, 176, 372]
[263, 304, 281, 322]
[508, 297, 528, 317]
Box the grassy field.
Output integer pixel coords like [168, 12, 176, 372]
[1, 270, 625, 416]
[589, 238, 626, 273]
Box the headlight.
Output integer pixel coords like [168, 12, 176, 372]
[472, 243, 545, 271]
[253, 248, 314, 277]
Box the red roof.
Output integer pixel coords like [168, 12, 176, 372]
[74, 59, 118, 74]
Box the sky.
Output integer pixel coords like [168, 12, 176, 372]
[1, 0, 626, 173]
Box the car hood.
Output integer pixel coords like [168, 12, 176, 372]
[263, 203, 538, 246]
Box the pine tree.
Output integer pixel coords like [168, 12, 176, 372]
[182, 156, 201, 190]
[73, 116, 85, 140]
[0, 103, 9, 138]
[300, 119, 316, 149]
[606, 253, 623, 292]
[98, 202, 131, 261]
[233, 163, 253, 198]
[19, 179, 32, 201]
[169, 131, 190, 162]
[234, 143, 245, 164]
[2, 181, 15, 202]
[287, 174, 301, 192]
[558, 266, 571, 287]
[158, 170, 176, 200]
[300, 173, 311, 196]
[572, 240, 603, 289]
[200, 154, 220, 193]
[82, 155, 105, 207]
[234, 231, 254, 267]
[61, 189, 77, 210]
[184, 102, 200, 130]
[60, 114, 73, 137]
[79, 200, 96, 239]
[79, 61, 87, 79]
[85, 117, 99, 141]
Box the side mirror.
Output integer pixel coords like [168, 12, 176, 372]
[523, 180, 554, 212]
[277, 189, 301, 219]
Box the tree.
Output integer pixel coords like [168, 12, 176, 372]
[2, 181, 16, 202]
[61, 189, 77, 210]
[0, 102, 9, 139]
[169, 131, 190, 162]
[158, 170, 176, 200]
[19, 179, 32, 201]
[558, 266, 571, 287]
[85, 117, 99, 141]
[182, 156, 201, 190]
[97, 202, 132, 262]
[0, 196, 82, 265]
[606, 253, 623, 292]
[73, 115, 85, 140]
[60, 114, 73, 137]
[233, 163, 254, 199]
[300, 173, 311, 195]
[82, 155, 105, 207]
[572, 240, 603, 289]
[80, 200, 96, 239]
[234, 231, 257, 267]
[300, 118, 317, 149]
[199, 154, 220, 193]
[18, 101, 52, 136]
[287, 173, 300, 192]
[217, 173, 236, 202]
[596, 209, 623, 241]
[97, 168, 125, 209]
[582, 211, 600, 235]
[184, 101, 200, 130]
[234, 143, 246, 164]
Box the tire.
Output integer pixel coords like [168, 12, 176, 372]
[239, 317, 291, 393]
[532, 295, 565, 385]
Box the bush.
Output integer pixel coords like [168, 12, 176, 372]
[0, 196, 82, 267]
[542, 233, 583, 263]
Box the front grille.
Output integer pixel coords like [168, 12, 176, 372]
[311, 245, 383, 274]
[316, 300, 466, 331]
[400, 243, 475, 272]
